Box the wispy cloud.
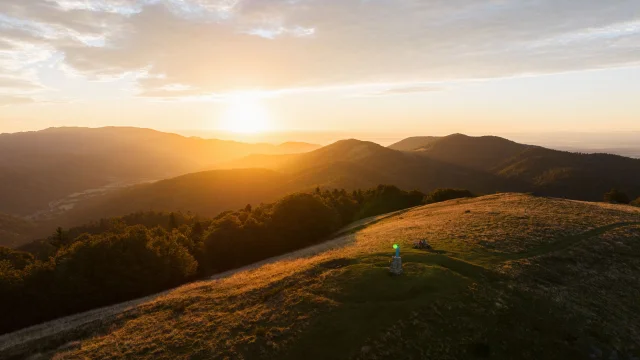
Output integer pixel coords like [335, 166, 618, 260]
[362, 85, 444, 97]
[0, 95, 36, 106]
[1, 0, 639, 102]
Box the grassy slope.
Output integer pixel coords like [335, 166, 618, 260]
[12, 194, 640, 359]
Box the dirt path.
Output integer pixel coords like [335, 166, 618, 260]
[0, 209, 409, 356]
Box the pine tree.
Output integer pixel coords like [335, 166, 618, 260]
[50, 227, 67, 248]
[169, 212, 178, 229]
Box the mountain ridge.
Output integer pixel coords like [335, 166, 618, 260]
[44, 135, 640, 235]
[0, 127, 320, 217]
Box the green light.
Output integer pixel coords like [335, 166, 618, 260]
[393, 244, 398, 249]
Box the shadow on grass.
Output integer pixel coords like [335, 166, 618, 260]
[281, 259, 471, 360]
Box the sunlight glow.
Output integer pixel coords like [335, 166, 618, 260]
[220, 92, 271, 133]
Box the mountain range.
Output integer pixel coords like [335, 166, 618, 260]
[0, 127, 319, 218]
[2, 128, 639, 247]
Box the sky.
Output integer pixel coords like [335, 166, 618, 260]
[1, 0, 639, 138]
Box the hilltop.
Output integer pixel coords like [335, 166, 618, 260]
[4, 194, 640, 359]
[387, 136, 442, 151]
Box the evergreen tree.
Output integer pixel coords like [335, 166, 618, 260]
[50, 227, 68, 248]
[604, 188, 630, 204]
[169, 212, 178, 229]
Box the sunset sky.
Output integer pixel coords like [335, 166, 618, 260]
[1, 0, 639, 138]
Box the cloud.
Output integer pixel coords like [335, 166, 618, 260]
[0, 95, 36, 106]
[0, 76, 43, 90]
[1, 0, 640, 100]
[364, 85, 444, 97]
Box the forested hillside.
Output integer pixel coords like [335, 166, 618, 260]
[0, 185, 430, 334]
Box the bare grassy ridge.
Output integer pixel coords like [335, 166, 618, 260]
[8, 194, 640, 360]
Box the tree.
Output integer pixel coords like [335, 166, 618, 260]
[604, 188, 630, 204]
[49, 227, 68, 248]
[425, 188, 474, 204]
[270, 193, 340, 248]
[169, 212, 178, 229]
[0, 184, 432, 335]
[191, 221, 204, 239]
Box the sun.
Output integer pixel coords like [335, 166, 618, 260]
[220, 92, 271, 133]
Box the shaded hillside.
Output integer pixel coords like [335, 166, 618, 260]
[212, 135, 640, 204]
[48, 140, 515, 230]
[0, 185, 426, 335]
[8, 194, 640, 360]
[497, 147, 640, 192]
[412, 134, 532, 170]
[0, 127, 319, 217]
[52, 169, 288, 229]
[387, 136, 441, 151]
[226, 139, 518, 194]
[264, 139, 525, 196]
[0, 214, 36, 248]
[214, 153, 298, 170]
[410, 134, 640, 200]
[36, 136, 640, 233]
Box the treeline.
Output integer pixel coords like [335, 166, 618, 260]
[0, 186, 472, 334]
[604, 188, 640, 206]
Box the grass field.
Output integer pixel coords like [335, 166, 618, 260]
[6, 194, 640, 360]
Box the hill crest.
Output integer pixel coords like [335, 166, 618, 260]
[4, 193, 640, 359]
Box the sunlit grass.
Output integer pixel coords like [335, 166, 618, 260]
[11, 194, 640, 359]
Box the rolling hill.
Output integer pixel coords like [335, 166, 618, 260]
[49, 168, 289, 228]
[46, 140, 515, 232]
[408, 134, 640, 200]
[409, 134, 531, 170]
[387, 136, 441, 151]
[44, 135, 640, 235]
[220, 135, 640, 203]
[0, 127, 319, 218]
[4, 194, 639, 359]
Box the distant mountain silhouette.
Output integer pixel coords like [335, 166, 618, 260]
[404, 134, 640, 200]
[217, 134, 640, 203]
[0, 127, 319, 217]
[405, 134, 531, 171]
[6, 133, 640, 242]
[387, 136, 441, 151]
[50, 139, 517, 231]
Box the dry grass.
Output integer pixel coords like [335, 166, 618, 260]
[5, 193, 640, 360]
[361, 193, 640, 256]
